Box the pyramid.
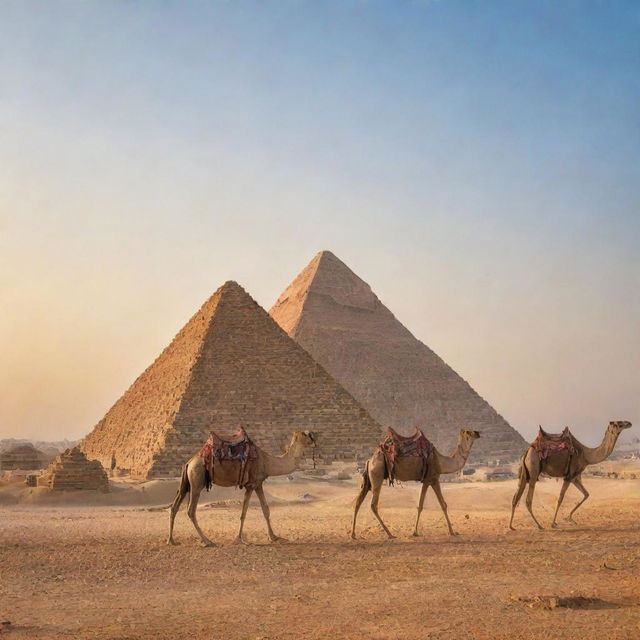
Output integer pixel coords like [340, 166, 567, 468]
[81, 281, 383, 478]
[270, 251, 527, 462]
[38, 447, 109, 492]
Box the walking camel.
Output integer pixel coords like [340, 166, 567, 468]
[509, 420, 632, 530]
[351, 428, 481, 539]
[168, 429, 316, 546]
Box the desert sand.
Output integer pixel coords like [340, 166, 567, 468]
[1, 476, 638, 640]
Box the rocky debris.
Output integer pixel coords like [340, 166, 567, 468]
[38, 447, 109, 492]
[512, 595, 607, 610]
[270, 250, 528, 463]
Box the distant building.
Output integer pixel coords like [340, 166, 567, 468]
[0, 443, 44, 471]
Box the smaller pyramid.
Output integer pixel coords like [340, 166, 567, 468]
[270, 251, 528, 462]
[81, 281, 383, 478]
[38, 448, 109, 492]
[0, 444, 44, 471]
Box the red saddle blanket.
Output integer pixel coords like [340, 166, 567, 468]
[531, 426, 577, 479]
[379, 427, 434, 485]
[531, 427, 576, 460]
[199, 427, 258, 490]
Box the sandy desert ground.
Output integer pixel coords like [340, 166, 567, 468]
[1, 476, 638, 640]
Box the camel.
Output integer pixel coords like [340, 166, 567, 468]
[350, 428, 481, 539]
[167, 430, 316, 546]
[509, 420, 632, 530]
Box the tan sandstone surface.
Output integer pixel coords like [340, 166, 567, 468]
[1, 477, 638, 640]
[270, 251, 528, 464]
[81, 281, 382, 478]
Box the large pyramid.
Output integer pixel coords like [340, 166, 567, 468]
[270, 251, 527, 462]
[81, 281, 383, 478]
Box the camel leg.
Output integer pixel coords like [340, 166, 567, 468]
[432, 479, 456, 536]
[187, 484, 216, 547]
[370, 484, 395, 539]
[167, 484, 188, 545]
[508, 471, 527, 530]
[567, 476, 589, 523]
[525, 479, 544, 530]
[412, 482, 429, 537]
[167, 463, 191, 545]
[350, 474, 371, 540]
[233, 487, 254, 544]
[551, 480, 571, 528]
[255, 484, 284, 542]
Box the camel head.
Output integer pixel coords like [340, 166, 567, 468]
[460, 429, 481, 443]
[608, 420, 632, 436]
[288, 430, 317, 456]
[457, 429, 480, 455]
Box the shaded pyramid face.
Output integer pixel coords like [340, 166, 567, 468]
[81, 281, 383, 478]
[270, 251, 527, 462]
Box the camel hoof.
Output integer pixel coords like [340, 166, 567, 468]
[508, 525, 516, 531]
[385, 535, 397, 541]
[449, 531, 459, 537]
[200, 540, 216, 548]
[411, 532, 421, 538]
[537, 526, 544, 531]
[270, 536, 287, 544]
[551, 522, 559, 529]
[232, 537, 248, 546]
[166, 539, 180, 546]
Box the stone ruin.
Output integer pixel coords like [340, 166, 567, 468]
[0, 443, 44, 472]
[38, 447, 109, 492]
[270, 251, 528, 463]
[81, 281, 382, 479]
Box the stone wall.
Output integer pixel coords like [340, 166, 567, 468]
[39, 447, 109, 492]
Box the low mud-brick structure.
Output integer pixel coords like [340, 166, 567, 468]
[38, 447, 109, 491]
[270, 251, 528, 463]
[0, 443, 44, 471]
[80, 281, 382, 479]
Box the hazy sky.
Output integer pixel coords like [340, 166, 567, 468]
[1, 1, 638, 446]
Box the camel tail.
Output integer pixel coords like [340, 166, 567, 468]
[519, 452, 530, 483]
[177, 463, 190, 497]
[361, 460, 372, 493]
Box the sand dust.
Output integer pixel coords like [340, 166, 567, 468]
[1, 477, 638, 639]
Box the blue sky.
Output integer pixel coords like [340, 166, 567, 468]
[1, 1, 639, 444]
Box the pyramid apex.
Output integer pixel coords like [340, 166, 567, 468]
[220, 280, 243, 291]
[270, 250, 378, 335]
[316, 249, 337, 259]
[214, 280, 253, 300]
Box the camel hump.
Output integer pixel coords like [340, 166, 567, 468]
[207, 426, 252, 447]
[535, 426, 571, 443]
[385, 425, 425, 442]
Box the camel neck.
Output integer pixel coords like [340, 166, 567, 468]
[264, 442, 304, 477]
[582, 428, 620, 465]
[435, 437, 473, 474]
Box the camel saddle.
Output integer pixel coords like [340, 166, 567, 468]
[531, 426, 577, 479]
[379, 426, 434, 485]
[199, 427, 258, 490]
